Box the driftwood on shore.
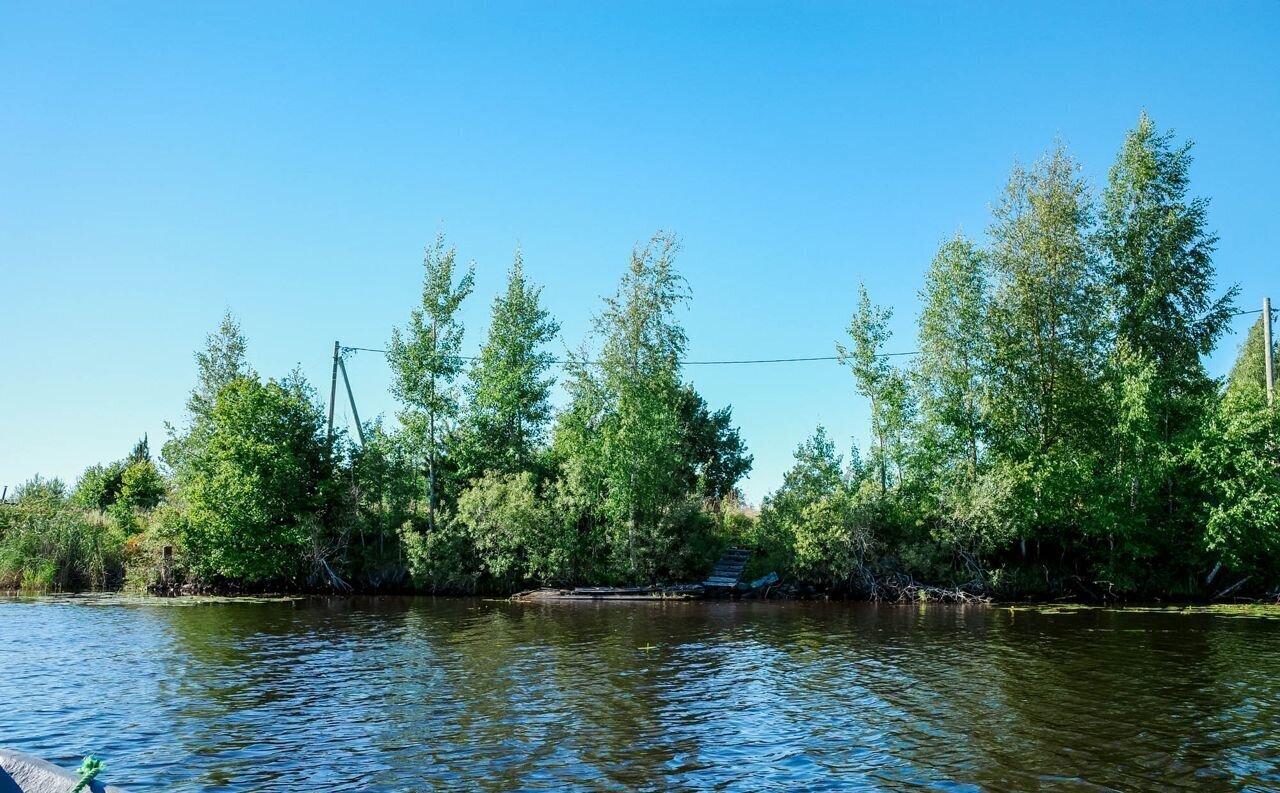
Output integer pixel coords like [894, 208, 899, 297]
[863, 572, 991, 604]
[513, 585, 705, 602]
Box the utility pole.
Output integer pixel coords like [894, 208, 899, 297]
[325, 341, 368, 446]
[327, 340, 341, 439]
[1265, 297, 1275, 407]
[338, 355, 367, 446]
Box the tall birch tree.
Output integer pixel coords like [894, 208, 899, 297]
[387, 234, 475, 532]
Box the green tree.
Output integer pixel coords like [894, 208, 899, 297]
[1098, 113, 1237, 570]
[187, 311, 253, 420]
[457, 470, 566, 589]
[1195, 321, 1280, 579]
[456, 250, 560, 483]
[838, 283, 913, 493]
[165, 312, 254, 475]
[71, 462, 126, 510]
[550, 232, 693, 582]
[399, 514, 477, 593]
[913, 235, 1016, 578]
[548, 348, 613, 583]
[73, 437, 165, 514]
[916, 234, 988, 478]
[593, 231, 690, 580]
[177, 373, 338, 584]
[1227, 315, 1275, 394]
[984, 143, 1108, 550]
[986, 143, 1107, 458]
[119, 459, 165, 511]
[1101, 112, 1236, 394]
[129, 435, 152, 465]
[14, 475, 68, 504]
[756, 427, 842, 569]
[387, 234, 475, 533]
[757, 427, 873, 589]
[674, 385, 753, 507]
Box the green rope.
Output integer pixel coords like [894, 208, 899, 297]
[71, 756, 104, 793]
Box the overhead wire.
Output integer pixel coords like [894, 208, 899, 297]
[335, 307, 1268, 367]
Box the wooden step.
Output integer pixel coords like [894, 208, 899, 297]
[703, 547, 754, 590]
[702, 576, 740, 587]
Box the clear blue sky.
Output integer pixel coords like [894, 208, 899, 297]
[2, 1, 1277, 503]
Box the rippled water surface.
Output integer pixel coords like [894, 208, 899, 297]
[2, 596, 1279, 791]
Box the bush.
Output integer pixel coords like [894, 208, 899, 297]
[0, 480, 126, 590]
[121, 503, 192, 592]
[400, 513, 478, 593]
[173, 375, 339, 586]
[457, 471, 565, 590]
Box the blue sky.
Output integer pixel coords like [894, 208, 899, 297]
[2, 1, 1277, 503]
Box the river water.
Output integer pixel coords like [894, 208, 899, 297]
[1, 595, 1277, 792]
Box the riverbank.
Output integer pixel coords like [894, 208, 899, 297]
[6, 583, 1279, 608]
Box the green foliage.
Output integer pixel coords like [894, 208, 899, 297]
[986, 143, 1107, 461]
[120, 459, 165, 511]
[174, 372, 338, 585]
[544, 232, 753, 586]
[1090, 113, 1238, 583]
[1101, 112, 1236, 378]
[916, 235, 988, 480]
[0, 480, 125, 590]
[1228, 317, 1276, 395]
[16, 474, 68, 504]
[344, 422, 418, 584]
[72, 462, 127, 510]
[593, 232, 690, 575]
[838, 284, 913, 493]
[765, 119, 1263, 597]
[674, 385, 753, 506]
[121, 502, 192, 592]
[399, 512, 477, 593]
[72, 437, 165, 515]
[187, 312, 253, 421]
[757, 428, 888, 591]
[11, 114, 1272, 599]
[457, 471, 565, 588]
[456, 251, 560, 483]
[387, 234, 476, 531]
[757, 427, 846, 577]
[1194, 330, 1280, 576]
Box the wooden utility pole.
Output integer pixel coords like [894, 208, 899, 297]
[327, 340, 341, 439]
[338, 356, 366, 446]
[1265, 297, 1275, 407]
[325, 341, 368, 446]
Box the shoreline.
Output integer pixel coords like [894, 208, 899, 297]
[5, 588, 1278, 609]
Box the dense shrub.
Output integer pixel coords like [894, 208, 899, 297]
[0, 479, 126, 590]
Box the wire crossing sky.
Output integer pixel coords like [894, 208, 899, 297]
[2, 2, 1277, 502]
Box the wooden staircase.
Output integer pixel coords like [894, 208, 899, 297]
[702, 546, 753, 589]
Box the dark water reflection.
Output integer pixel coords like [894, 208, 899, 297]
[1, 596, 1278, 791]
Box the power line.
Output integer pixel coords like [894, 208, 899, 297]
[339, 346, 920, 365]
[337, 307, 1265, 367]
